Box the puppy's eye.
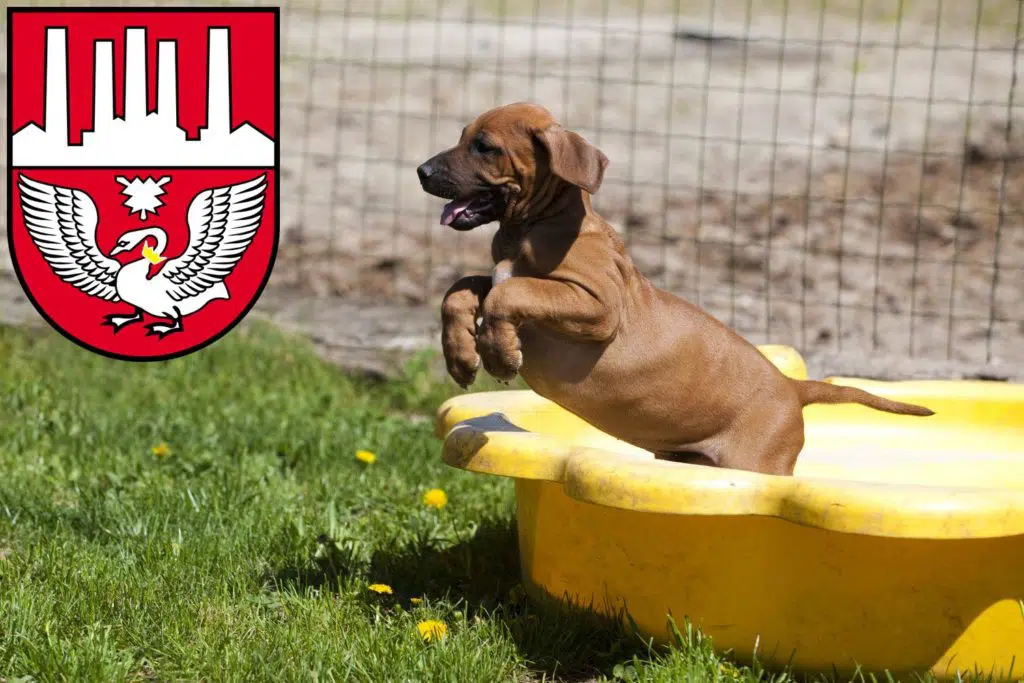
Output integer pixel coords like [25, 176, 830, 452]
[471, 138, 501, 157]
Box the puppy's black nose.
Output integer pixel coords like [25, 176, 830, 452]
[417, 162, 434, 183]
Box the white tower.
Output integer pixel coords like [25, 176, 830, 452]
[44, 28, 68, 145]
[206, 28, 231, 134]
[156, 40, 178, 126]
[92, 40, 114, 132]
[13, 22, 273, 167]
[124, 28, 148, 122]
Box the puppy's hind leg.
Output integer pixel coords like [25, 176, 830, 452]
[718, 409, 806, 476]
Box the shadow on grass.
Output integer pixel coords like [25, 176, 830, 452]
[370, 517, 657, 681]
[265, 531, 370, 594]
[268, 516, 656, 681]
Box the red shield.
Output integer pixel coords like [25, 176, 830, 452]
[7, 8, 279, 361]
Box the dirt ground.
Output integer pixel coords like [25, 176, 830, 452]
[1, 0, 1021, 379]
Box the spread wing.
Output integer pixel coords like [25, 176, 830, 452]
[162, 174, 268, 302]
[17, 174, 121, 302]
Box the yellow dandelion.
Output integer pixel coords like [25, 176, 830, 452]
[417, 619, 448, 642]
[719, 661, 742, 680]
[151, 442, 171, 458]
[368, 583, 393, 595]
[422, 488, 448, 510]
[410, 597, 423, 606]
[355, 450, 377, 465]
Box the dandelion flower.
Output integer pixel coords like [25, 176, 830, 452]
[417, 619, 448, 642]
[355, 450, 377, 465]
[422, 488, 448, 510]
[410, 597, 423, 606]
[719, 661, 741, 680]
[368, 583, 393, 595]
[151, 442, 171, 458]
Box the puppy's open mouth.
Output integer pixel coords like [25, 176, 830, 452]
[439, 192, 504, 231]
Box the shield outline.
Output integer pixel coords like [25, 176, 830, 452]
[5, 5, 281, 362]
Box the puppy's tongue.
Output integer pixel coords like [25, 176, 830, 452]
[441, 199, 473, 226]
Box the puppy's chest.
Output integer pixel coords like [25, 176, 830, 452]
[490, 256, 549, 290]
[491, 230, 543, 275]
[492, 259, 515, 287]
[490, 246, 543, 286]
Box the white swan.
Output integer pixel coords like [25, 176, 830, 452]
[16, 173, 268, 337]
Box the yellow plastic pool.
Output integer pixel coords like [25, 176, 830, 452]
[434, 345, 1024, 680]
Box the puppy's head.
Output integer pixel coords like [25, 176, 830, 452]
[416, 102, 609, 230]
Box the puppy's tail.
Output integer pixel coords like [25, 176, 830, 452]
[793, 379, 935, 417]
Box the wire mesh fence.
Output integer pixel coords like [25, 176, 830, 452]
[2, 0, 1022, 370]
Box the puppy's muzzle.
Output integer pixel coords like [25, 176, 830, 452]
[417, 151, 505, 230]
[416, 158, 457, 199]
[416, 161, 435, 185]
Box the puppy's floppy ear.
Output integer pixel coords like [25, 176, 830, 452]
[535, 124, 609, 195]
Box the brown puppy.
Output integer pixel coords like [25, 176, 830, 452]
[417, 102, 933, 476]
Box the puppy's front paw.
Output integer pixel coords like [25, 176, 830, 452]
[476, 317, 522, 383]
[442, 323, 481, 389]
[445, 347, 481, 388]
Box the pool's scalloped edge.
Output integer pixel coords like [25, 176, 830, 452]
[435, 347, 1024, 540]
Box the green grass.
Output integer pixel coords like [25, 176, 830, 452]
[0, 321, 940, 682]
